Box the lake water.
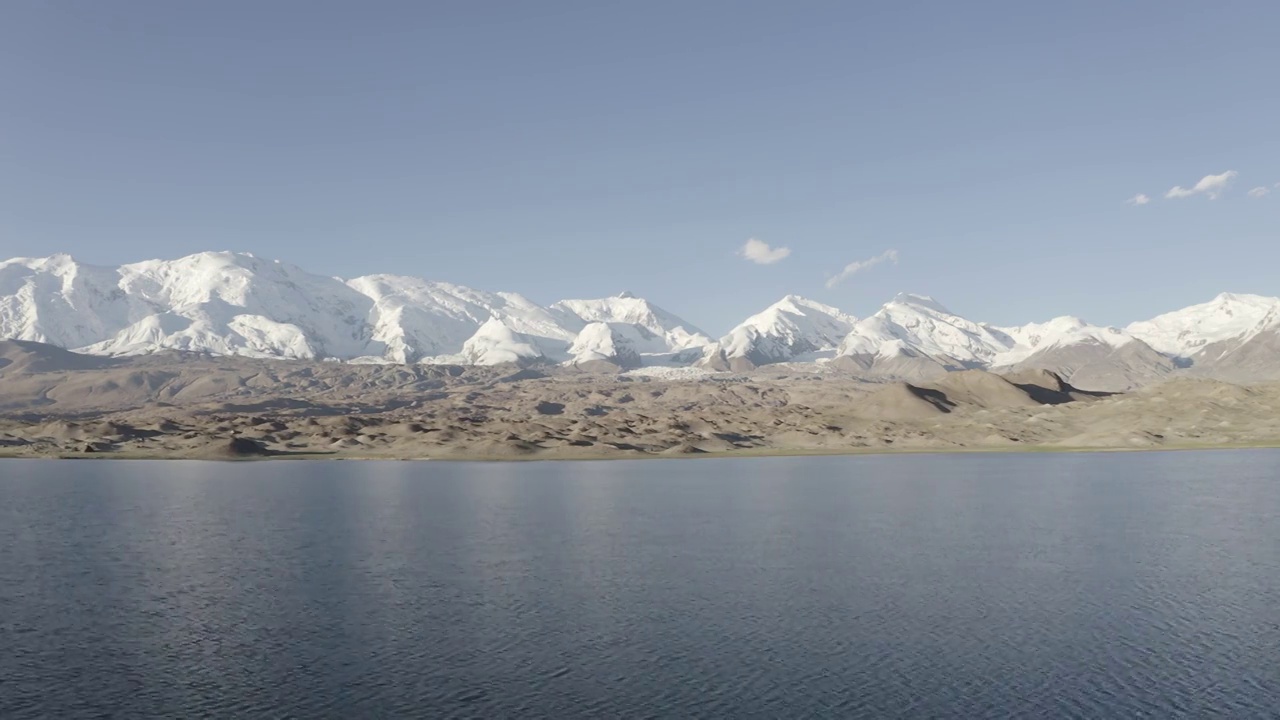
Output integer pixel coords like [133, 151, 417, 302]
[2, 452, 1278, 718]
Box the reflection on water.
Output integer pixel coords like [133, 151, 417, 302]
[2, 452, 1278, 718]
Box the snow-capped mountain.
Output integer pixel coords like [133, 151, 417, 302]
[0, 252, 707, 368]
[990, 317, 1173, 391]
[819, 294, 1183, 390]
[1127, 292, 1280, 358]
[0, 254, 135, 350]
[701, 295, 857, 371]
[1124, 293, 1280, 384]
[551, 292, 712, 365]
[994, 316, 1133, 363]
[835, 293, 1012, 368]
[565, 322, 643, 369]
[442, 317, 550, 366]
[1189, 322, 1280, 383]
[4, 251, 1280, 387]
[1, 252, 374, 360]
[347, 274, 572, 363]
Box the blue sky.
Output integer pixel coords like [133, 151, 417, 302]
[2, 1, 1277, 334]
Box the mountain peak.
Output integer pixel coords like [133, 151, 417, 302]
[711, 295, 858, 366]
[0, 253, 82, 272]
[549, 295, 711, 353]
[3, 250, 1279, 379]
[187, 250, 255, 261]
[1127, 292, 1280, 357]
[837, 293, 1009, 365]
[890, 293, 952, 314]
[1211, 291, 1275, 307]
[771, 295, 847, 315]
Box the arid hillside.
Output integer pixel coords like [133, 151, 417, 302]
[2, 340, 1279, 459]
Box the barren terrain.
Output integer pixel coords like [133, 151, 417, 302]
[2, 340, 1279, 460]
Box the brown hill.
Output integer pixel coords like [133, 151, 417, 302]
[0, 340, 120, 375]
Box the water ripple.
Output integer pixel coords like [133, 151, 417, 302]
[1, 452, 1278, 718]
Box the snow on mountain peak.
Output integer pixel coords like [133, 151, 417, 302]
[344, 274, 571, 362]
[708, 295, 858, 367]
[550, 294, 710, 353]
[4, 251, 1280, 379]
[837, 294, 1010, 365]
[566, 322, 643, 368]
[1126, 292, 1280, 357]
[889, 292, 952, 314]
[0, 255, 132, 350]
[447, 317, 546, 366]
[102, 252, 374, 359]
[762, 294, 852, 319]
[0, 252, 728, 367]
[992, 316, 1136, 365]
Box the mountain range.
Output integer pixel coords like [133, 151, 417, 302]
[3, 251, 1279, 390]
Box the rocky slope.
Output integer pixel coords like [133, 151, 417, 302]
[3, 340, 1278, 460]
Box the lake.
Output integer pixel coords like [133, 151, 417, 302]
[2, 452, 1278, 718]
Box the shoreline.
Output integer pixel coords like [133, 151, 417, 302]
[3, 441, 1278, 463]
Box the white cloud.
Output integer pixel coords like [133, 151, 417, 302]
[1165, 170, 1238, 200]
[1126, 193, 1151, 206]
[825, 249, 899, 289]
[1247, 186, 1271, 198]
[739, 238, 791, 265]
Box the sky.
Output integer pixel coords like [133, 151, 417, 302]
[2, 1, 1278, 335]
